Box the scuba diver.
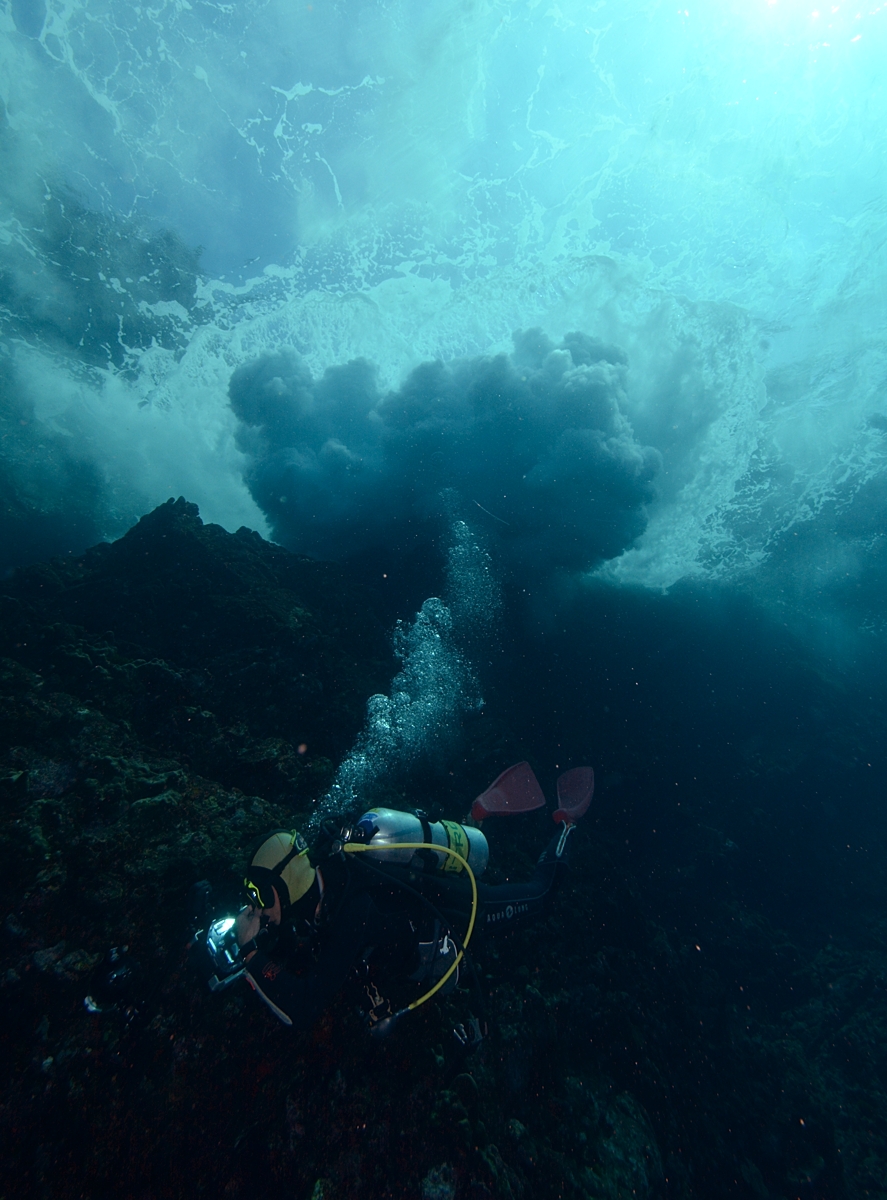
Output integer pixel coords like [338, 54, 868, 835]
[200, 762, 593, 1039]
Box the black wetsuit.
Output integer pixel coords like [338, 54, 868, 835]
[243, 829, 571, 1029]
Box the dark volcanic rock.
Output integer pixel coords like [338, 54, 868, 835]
[0, 497, 397, 1046]
[1, 498, 885, 1200]
[0, 499, 400, 1197]
[1, 496, 393, 798]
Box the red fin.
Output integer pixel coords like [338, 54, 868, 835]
[553, 767, 594, 824]
[471, 761, 546, 820]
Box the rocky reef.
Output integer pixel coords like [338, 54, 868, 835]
[1, 499, 886, 1199]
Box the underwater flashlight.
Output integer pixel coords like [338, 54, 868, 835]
[205, 914, 247, 991]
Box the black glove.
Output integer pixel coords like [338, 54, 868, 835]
[310, 817, 351, 862]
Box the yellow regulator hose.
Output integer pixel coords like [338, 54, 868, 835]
[343, 841, 478, 1011]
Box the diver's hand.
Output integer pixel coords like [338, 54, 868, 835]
[234, 907, 262, 956]
[311, 817, 350, 861]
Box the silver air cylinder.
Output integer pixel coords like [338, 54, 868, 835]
[355, 808, 489, 877]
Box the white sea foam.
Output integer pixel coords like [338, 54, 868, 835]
[2, 0, 886, 630]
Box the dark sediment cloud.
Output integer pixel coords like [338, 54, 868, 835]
[229, 329, 661, 574]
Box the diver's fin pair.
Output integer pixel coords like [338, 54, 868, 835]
[470, 761, 594, 825]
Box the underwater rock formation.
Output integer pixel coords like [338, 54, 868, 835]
[0, 500, 885, 1200]
[0, 496, 392, 953]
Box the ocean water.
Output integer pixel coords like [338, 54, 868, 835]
[4, 0, 887, 749]
[3, 0, 887, 622]
[2, 1, 887, 1196]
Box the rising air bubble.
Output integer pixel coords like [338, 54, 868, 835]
[311, 520, 496, 827]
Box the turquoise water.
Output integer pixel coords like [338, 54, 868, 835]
[4, 1, 887, 631]
[4, 8, 887, 1193]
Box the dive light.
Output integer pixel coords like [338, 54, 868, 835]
[205, 914, 247, 991]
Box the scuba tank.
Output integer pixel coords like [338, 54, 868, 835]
[354, 808, 489, 877]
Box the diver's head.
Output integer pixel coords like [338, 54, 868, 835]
[243, 829, 315, 918]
